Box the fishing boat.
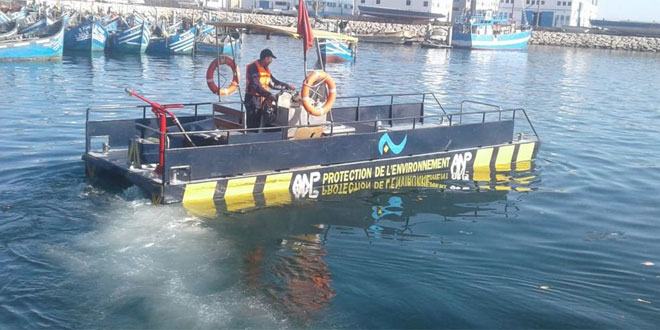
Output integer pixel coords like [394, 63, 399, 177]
[0, 17, 66, 61]
[0, 11, 10, 24]
[452, 11, 532, 50]
[17, 16, 52, 36]
[318, 38, 356, 63]
[64, 18, 108, 52]
[195, 31, 241, 54]
[0, 21, 18, 40]
[102, 15, 120, 34]
[82, 17, 539, 207]
[106, 20, 150, 54]
[146, 25, 196, 55]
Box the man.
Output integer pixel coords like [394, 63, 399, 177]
[244, 48, 295, 129]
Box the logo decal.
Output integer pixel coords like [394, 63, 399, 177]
[378, 133, 408, 155]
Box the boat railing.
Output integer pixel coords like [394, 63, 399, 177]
[85, 99, 539, 152]
[334, 91, 448, 116]
[164, 107, 539, 147]
[85, 102, 213, 153]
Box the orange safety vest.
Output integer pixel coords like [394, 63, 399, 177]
[245, 60, 271, 96]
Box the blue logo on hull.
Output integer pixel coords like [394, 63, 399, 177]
[378, 133, 408, 155]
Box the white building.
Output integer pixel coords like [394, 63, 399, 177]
[204, 0, 241, 9]
[357, 0, 453, 22]
[498, 0, 599, 27]
[452, 0, 500, 19]
[239, 0, 354, 17]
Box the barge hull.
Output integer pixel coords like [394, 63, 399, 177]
[83, 140, 538, 208]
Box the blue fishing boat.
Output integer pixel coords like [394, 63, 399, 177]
[146, 26, 196, 55]
[102, 16, 119, 34]
[196, 23, 215, 37]
[64, 19, 108, 52]
[0, 11, 10, 24]
[195, 32, 241, 54]
[319, 38, 356, 63]
[452, 11, 532, 51]
[106, 21, 150, 54]
[0, 21, 18, 40]
[18, 16, 51, 36]
[0, 17, 66, 61]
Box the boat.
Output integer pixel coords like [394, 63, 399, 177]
[146, 25, 196, 55]
[195, 31, 241, 54]
[452, 11, 532, 50]
[81, 21, 539, 207]
[102, 15, 120, 34]
[64, 18, 108, 52]
[17, 16, 52, 36]
[354, 30, 410, 44]
[318, 38, 356, 63]
[196, 22, 215, 37]
[0, 21, 18, 40]
[106, 19, 150, 54]
[0, 11, 10, 24]
[0, 17, 66, 61]
[83, 91, 540, 205]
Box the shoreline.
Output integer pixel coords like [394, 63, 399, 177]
[45, 0, 660, 52]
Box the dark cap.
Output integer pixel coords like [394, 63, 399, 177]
[260, 48, 277, 60]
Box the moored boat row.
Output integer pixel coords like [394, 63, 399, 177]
[0, 11, 243, 61]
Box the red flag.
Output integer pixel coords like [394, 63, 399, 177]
[297, 0, 314, 54]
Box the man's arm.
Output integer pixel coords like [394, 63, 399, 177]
[269, 75, 289, 90]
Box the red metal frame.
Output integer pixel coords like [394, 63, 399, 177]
[125, 89, 184, 174]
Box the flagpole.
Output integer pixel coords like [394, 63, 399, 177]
[303, 43, 307, 78]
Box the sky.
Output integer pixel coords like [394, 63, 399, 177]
[597, 0, 660, 22]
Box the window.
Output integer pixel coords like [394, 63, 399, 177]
[568, 1, 571, 5]
[557, 1, 560, 4]
[275, 1, 287, 5]
[562, 1, 566, 5]
[526, 0, 530, 4]
[376, 0, 380, 4]
[361, 0, 365, 3]
[406, 0, 411, 5]
[424, 1, 428, 6]
[541, 0, 544, 4]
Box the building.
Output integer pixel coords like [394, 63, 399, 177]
[307, 0, 356, 17]
[357, 0, 453, 22]
[498, 0, 599, 27]
[201, 0, 241, 9]
[239, 0, 354, 17]
[452, 0, 500, 19]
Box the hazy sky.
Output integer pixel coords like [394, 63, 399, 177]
[597, 0, 660, 22]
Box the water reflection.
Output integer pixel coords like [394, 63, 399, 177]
[198, 166, 538, 323]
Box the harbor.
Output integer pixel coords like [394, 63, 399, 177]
[2, 0, 660, 328]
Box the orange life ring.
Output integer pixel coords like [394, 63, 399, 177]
[301, 71, 336, 116]
[206, 56, 239, 96]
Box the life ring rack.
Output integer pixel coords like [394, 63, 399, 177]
[301, 71, 337, 117]
[206, 56, 240, 96]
